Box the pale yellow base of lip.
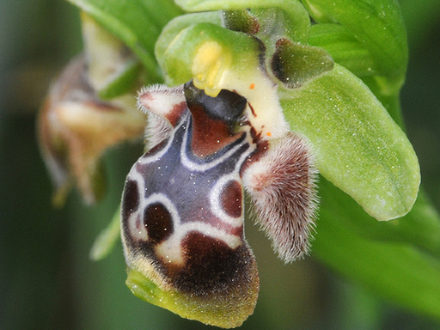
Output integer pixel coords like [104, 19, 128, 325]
[126, 265, 259, 329]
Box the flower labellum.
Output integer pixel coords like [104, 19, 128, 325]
[121, 81, 317, 328]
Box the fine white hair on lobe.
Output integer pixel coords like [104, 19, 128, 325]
[242, 132, 318, 263]
[137, 84, 186, 150]
[137, 84, 184, 117]
[144, 112, 172, 151]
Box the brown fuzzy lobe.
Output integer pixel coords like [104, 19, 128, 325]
[137, 87, 186, 128]
[144, 113, 173, 152]
[240, 139, 269, 176]
[243, 133, 317, 262]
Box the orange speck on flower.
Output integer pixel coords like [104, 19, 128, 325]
[266, 132, 272, 137]
[249, 83, 255, 90]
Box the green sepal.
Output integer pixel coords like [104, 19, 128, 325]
[280, 64, 420, 220]
[308, 23, 376, 77]
[175, 0, 311, 43]
[301, 0, 407, 86]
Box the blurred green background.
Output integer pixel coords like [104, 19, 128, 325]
[0, 1, 439, 329]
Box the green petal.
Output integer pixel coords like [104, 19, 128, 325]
[270, 38, 334, 88]
[222, 9, 260, 34]
[280, 64, 420, 220]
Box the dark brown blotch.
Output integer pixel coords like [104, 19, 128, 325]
[144, 203, 173, 244]
[122, 179, 139, 220]
[173, 232, 255, 296]
[220, 180, 243, 218]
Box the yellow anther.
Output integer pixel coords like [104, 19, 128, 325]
[192, 41, 231, 97]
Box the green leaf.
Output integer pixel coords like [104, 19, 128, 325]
[280, 64, 420, 220]
[67, 0, 183, 82]
[175, 0, 311, 42]
[89, 207, 121, 261]
[313, 179, 440, 320]
[318, 178, 440, 259]
[301, 0, 408, 86]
